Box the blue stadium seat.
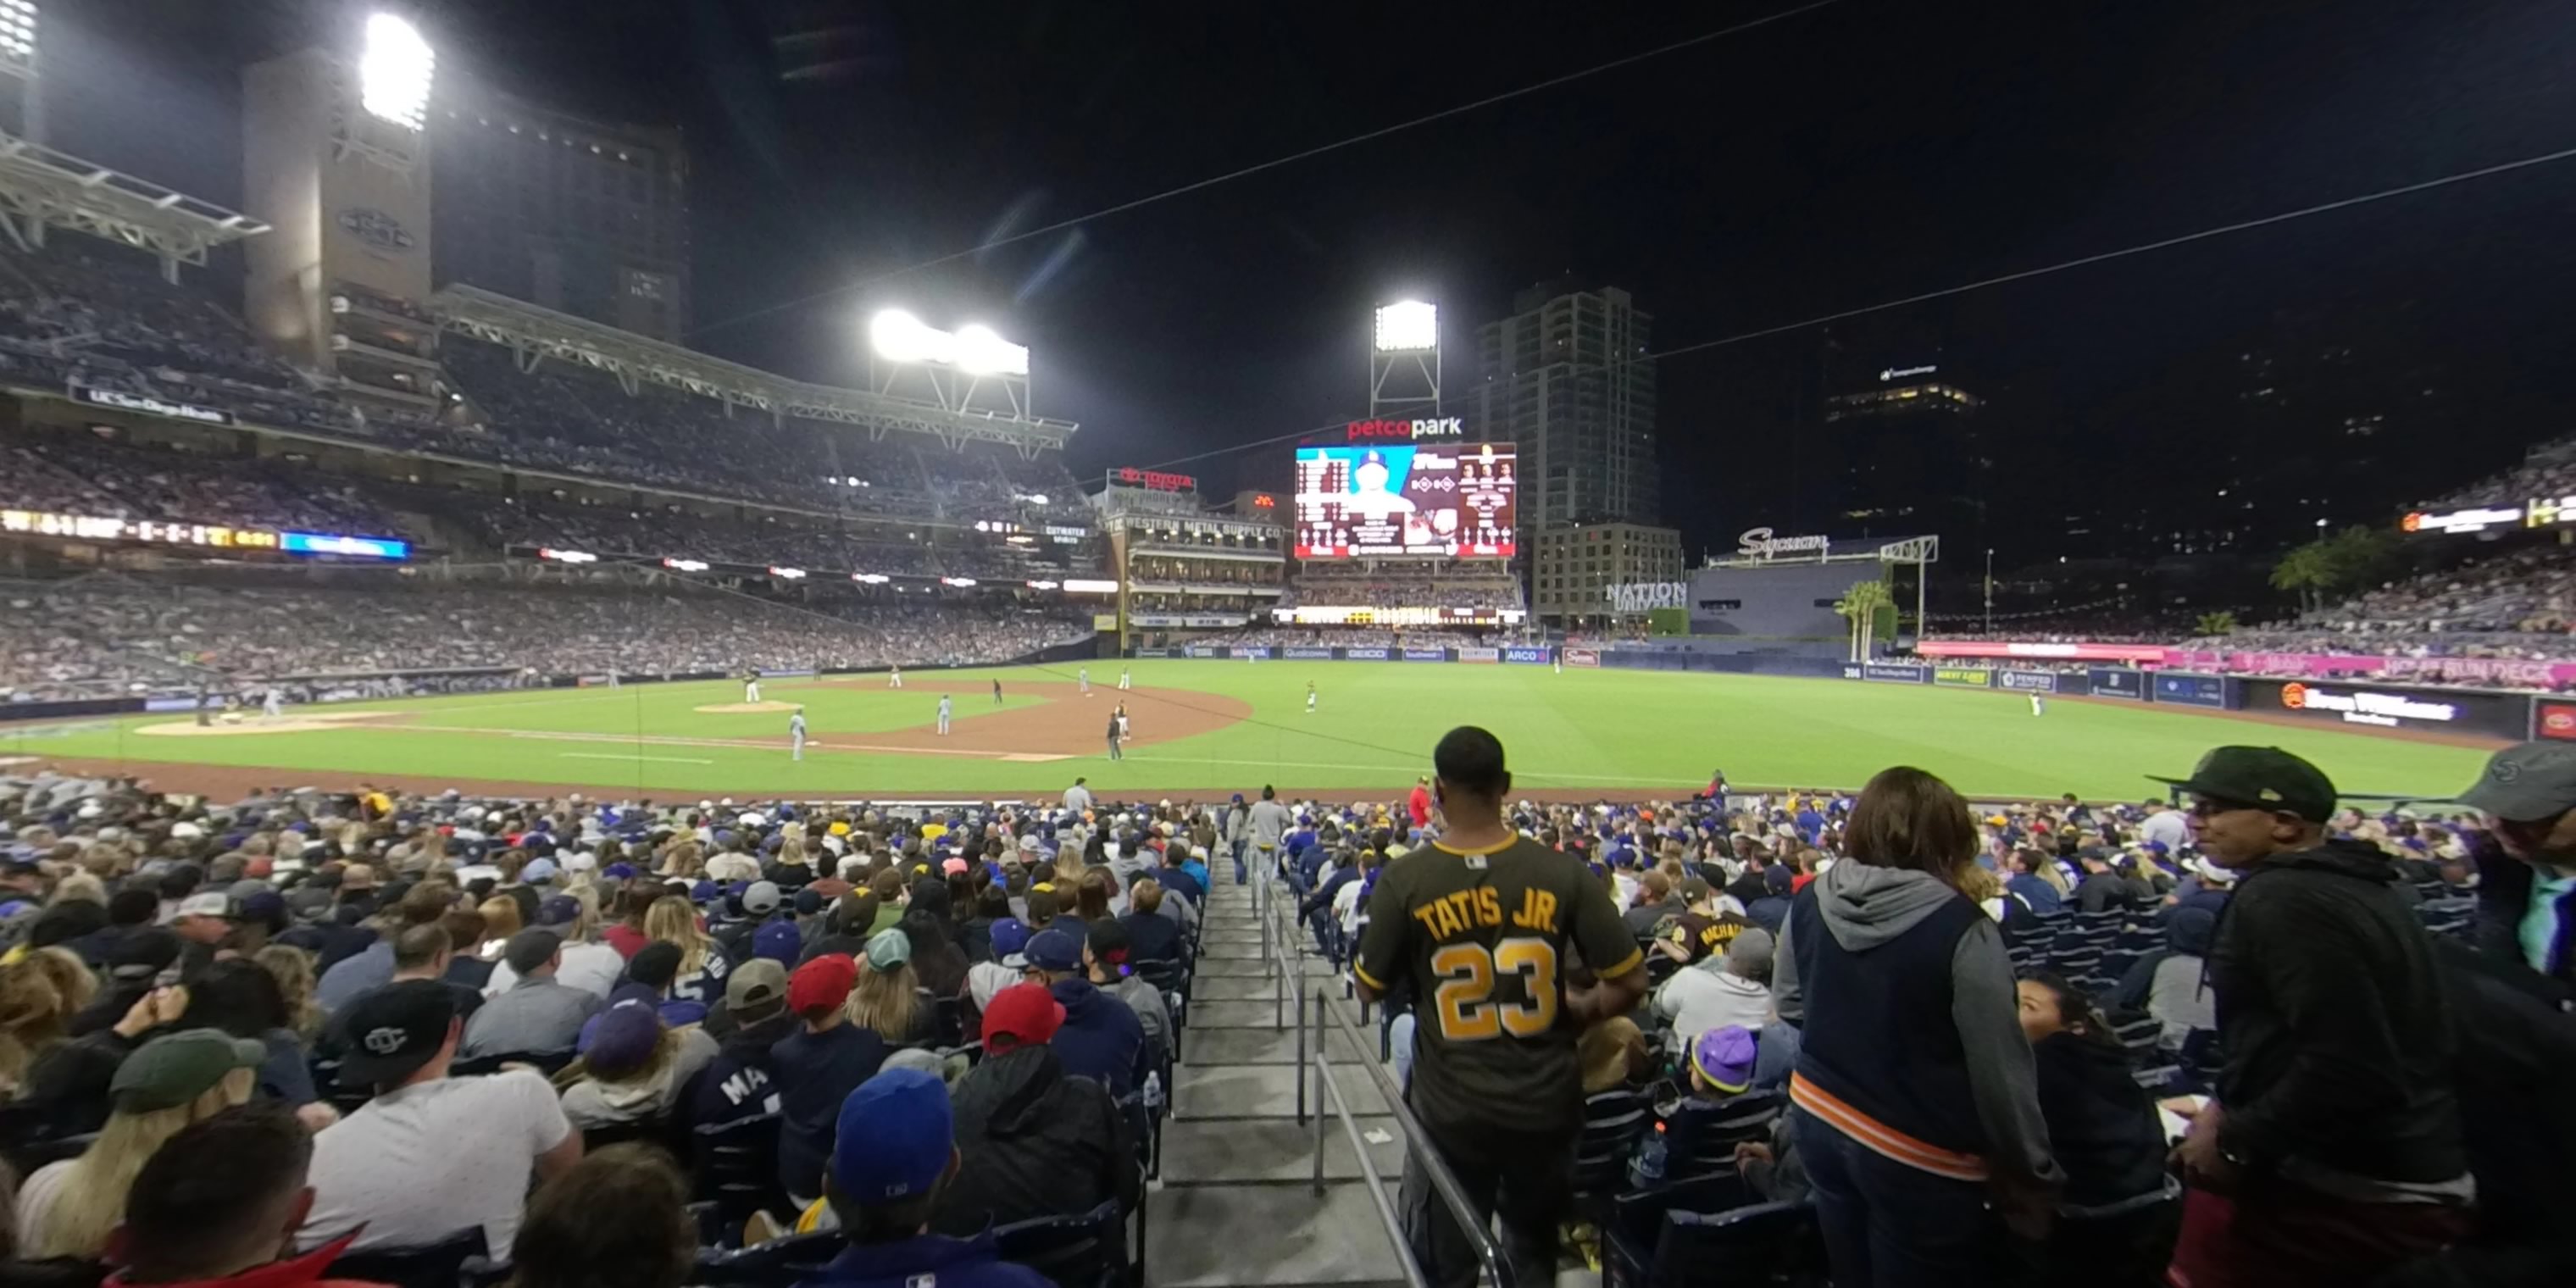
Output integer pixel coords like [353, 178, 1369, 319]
[994, 1198, 1129, 1288]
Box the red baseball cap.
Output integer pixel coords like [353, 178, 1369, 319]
[787, 953, 858, 1015]
[980, 982, 1065, 1050]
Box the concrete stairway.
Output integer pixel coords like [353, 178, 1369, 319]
[1143, 875, 1412, 1288]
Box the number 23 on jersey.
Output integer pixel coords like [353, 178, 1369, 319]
[1429, 937, 1560, 1041]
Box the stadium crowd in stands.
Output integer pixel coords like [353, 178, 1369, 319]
[0, 580, 1092, 702]
[0, 720, 2555, 1286]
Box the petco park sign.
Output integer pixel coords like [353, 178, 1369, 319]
[2279, 682, 2458, 728]
[1736, 526, 1831, 559]
[1605, 581, 1689, 613]
[1346, 418, 1463, 441]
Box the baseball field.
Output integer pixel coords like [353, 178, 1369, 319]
[0, 661, 2503, 803]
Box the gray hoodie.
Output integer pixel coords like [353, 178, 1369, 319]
[1771, 860, 2060, 1186]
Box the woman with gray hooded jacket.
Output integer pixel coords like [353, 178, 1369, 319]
[1771, 766, 2061, 1286]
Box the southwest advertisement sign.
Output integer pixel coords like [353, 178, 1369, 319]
[1860, 663, 1929, 684]
[1402, 648, 1450, 662]
[1503, 646, 1552, 665]
[2154, 672, 2231, 709]
[1998, 670, 2060, 693]
[1564, 647, 1602, 668]
[2249, 679, 2528, 741]
[1933, 666, 1995, 688]
[1457, 647, 1501, 663]
[2087, 669, 2145, 699]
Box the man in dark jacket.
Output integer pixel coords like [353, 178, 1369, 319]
[1021, 930, 1146, 1098]
[2151, 746, 2473, 1286]
[931, 983, 1138, 1238]
[691, 960, 793, 1137]
[2453, 741, 2576, 1002]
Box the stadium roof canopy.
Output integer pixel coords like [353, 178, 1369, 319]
[0, 136, 269, 282]
[430, 285, 1077, 456]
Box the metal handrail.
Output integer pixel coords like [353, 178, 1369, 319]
[1267, 860, 1504, 1288]
[1299, 974, 1514, 1288]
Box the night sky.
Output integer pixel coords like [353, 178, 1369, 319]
[42, 0, 2576, 570]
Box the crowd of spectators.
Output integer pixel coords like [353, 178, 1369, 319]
[1172, 627, 1496, 650]
[0, 724, 2562, 1286]
[2416, 431, 2576, 510]
[0, 578, 1093, 702]
[1281, 571, 1523, 612]
[1, 431, 393, 538]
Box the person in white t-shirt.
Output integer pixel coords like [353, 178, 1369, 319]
[299, 980, 582, 1260]
[2139, 801, 2192, 855]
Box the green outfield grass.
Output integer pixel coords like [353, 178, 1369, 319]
[0, 662, 2497, 801]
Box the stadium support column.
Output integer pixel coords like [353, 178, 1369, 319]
[241, 30, 435, 373]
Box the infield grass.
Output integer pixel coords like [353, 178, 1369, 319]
[2, 661, 2495, 801]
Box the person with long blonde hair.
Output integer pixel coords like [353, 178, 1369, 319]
[846, 930, 935, 1045]
[14, 1029, 260, 1258]
[642, 897, 728, 1006]
[0, 958, 73, 1096]
[253, 944, 325, 1042]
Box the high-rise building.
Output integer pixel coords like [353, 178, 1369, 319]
[1530, 520, 1684, 627]
[429, 80, 689, 341]
[1474, 280, 1658, 537]
[1818, 361, 1990, 546]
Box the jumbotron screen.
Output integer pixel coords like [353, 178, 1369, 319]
[1293, 442, 1516, 559]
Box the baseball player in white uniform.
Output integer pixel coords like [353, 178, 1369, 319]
[1306, 680, 1319, 714]
[2030, 693, 2047, 717]
[743, 674, 763, 704]
[789, 708, 808, 761]
[1080, 667, 1091, 697]
[889, 665, 903, 689]
[937, 694, 953, 736]
[1119, 666, 1132, 691]
[261, 686, 285, 721]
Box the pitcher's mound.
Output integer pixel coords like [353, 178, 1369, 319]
[695, 701, 802, 714]
[136, 711, 402, 737]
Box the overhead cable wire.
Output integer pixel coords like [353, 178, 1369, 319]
[1134, 139, 2576, 473]
[686, 1, 1841, 337]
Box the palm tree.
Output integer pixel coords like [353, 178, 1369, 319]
[1835, 579, 1895, 662]
[2195, 610, 2239, 636]
[2269, 545, 2331, 613]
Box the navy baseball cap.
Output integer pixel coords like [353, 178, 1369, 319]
[1023, 928, 1081, 974]
[831, 1068, 952, 1202]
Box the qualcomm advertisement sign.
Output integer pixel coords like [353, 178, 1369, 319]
[2279, 682, 2457, 729]
[1282, 647, 1335, 660]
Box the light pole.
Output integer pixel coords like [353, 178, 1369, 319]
[1984, 547, 1995, 635]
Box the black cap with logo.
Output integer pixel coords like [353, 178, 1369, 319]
[2456, 741, 2576, 823]
[337, 979, 458, 1087]
[2148, 746, 2339, 824]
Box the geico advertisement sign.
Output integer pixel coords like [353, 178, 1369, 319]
[2279, 681, 2457, 728]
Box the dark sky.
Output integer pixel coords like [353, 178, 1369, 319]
[44, 0, 2576, 566]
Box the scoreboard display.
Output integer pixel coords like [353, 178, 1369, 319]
[1293, 442, 1516, 558]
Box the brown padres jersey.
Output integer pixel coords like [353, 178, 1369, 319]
[1356, 835, 1641, 1135]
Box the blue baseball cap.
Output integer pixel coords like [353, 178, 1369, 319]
[602, 862, 638, 882]
[1023, 928, 1081, 974]
[753, 920, 801, 967]
[832, 1068, 952, 1202]
[988, 917, 1032, 967]
[521, 858, 558, 885]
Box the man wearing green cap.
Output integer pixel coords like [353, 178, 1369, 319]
[2455, 741, 2576, 997]
[2150, 746, 2472, 1285]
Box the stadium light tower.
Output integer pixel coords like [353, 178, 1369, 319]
[1370, 299, 1441, 419]
[359, 14, 434, 131]
[0, 1, 40, 142]
[867, 308, 1033, 419]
